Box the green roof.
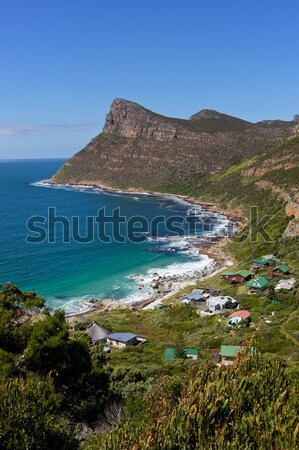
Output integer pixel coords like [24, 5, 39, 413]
[252, 258, 269, 265]
[246, 276, 270, 289]
[273, 264, 290, 273]
[236, 270, 251, 278]
[220, 345, 242, 358]
[186, 348, 198, 356]
[263, 255, 281, 263]
[164, 348, 198, 360]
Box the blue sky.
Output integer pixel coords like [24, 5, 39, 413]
[1, 0, 298, 159]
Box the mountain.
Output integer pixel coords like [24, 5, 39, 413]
[52, 98, 297, 192]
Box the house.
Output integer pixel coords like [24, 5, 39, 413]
[274, 278, 296, 291]
[220, 345, 244, 365]
[271, 264, 290, 277]
[206, 296, 238, 313]
[183, 293, 205, 303]
[86, 322, 110, 344]
[227, 310, 251, 327]
[230, 270, 252, 284]
[192, 288, 206, 295]
[221, 271, 236, 280]
[246, 276, 270, 292]
[164, 348, 198, 361]
[196, 287, 220, 297]
[106, 332, 138, 349]
[262, 254, 281, 265]
[251, 258, 270, 269]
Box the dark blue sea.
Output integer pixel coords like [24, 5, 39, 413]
[0, 159, 225, 312]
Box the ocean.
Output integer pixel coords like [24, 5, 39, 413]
[0, 159, 227, 313]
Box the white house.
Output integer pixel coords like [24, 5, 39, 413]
[274, 278, 296, 291]
[206, 296, 237, 313]
[107, 332, 138, 349]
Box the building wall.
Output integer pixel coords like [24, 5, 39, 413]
[221, 357, 235, 366]
[107, 337, 137, 349]
[228, 316, 241, 325]
[107, 339, 127, 349]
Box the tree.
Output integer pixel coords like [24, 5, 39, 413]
[0, 374, 78, 450]
[0, 283, 45, 312]
[25, 310, 91, 384]
[174, 333, 187, 359]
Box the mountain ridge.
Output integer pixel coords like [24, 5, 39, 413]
[52, 98, 297, 192]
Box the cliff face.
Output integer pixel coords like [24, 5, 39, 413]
[103, 98, 177, 140]
[52, 98, 297, 192]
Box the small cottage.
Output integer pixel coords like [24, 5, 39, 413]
[251, 258, 270, 269]
[246, 276, 270, 292]
[86, 322, 110, 344]
[164, 348, 198, 361]
[221, 271, 236, 280]
[271, 264, 290, 277]
[230, 270, 252, 284]
[183, 293, 205, 302]
[107, 332, 138, 349]
[274, 278, 296, 291]
[220, 345, 244, 365]
[227, 310, 251, 327]
[262, 254, 281, 265]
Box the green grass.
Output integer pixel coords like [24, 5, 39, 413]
[210, 157, 255, 182]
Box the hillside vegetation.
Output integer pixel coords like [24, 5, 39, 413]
[84, 347, 299, 450]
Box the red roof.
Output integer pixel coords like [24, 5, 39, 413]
[227, 310, 250, 320]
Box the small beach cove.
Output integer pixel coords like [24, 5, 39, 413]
[39, 180, 238, 315]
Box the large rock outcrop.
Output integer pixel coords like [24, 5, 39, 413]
[52, 98, 297, 192]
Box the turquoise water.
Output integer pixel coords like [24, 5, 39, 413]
[0, 159, 222, 312]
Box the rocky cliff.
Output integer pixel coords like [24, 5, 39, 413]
[52, 98, 297, 192]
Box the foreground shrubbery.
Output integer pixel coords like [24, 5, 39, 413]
[0, 375, 78, 450]
[84, 347, 299, 450]
[0, 283, 110, 449]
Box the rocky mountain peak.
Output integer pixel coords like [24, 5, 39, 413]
[102, 98, 177, 140]
[189, 109, 226, 121]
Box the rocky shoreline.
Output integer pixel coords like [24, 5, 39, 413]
[45, 178, 245, 224]
[64, 238, 233, 317]
[40, 180, 236, 317]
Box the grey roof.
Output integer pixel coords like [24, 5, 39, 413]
[107, 332, 137, 343]
[192, 288, 205, 295]
[208, 296, 237, 306]
[87, 322, 110, 342]
[184, 293, 204, 301]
